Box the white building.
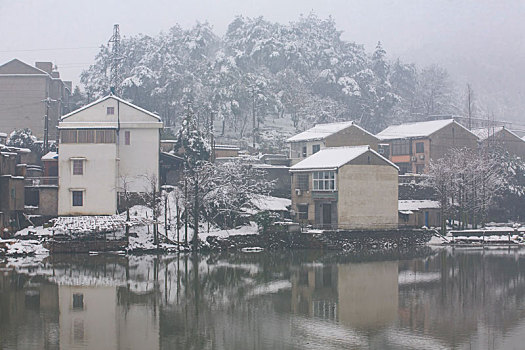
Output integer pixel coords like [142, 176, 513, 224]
[57, 95, 162, 215]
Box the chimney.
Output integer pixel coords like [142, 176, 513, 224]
[35, 62, 53, 74]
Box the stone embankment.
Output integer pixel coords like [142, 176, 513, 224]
[206, 229, 433, 252]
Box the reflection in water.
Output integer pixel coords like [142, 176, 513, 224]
[2, 248, 525, 349]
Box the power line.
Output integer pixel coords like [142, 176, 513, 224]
[0, 46, 100, 53]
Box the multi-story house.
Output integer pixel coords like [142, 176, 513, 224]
[57, 95, 163, 216]
[472, 126, 525, 159]
[376, 119, 478, 174]
[289, 145, 398, 230]
[0, 59, 72, 140]
[0, 145, 26, 235]
[286, 121, 379, 165]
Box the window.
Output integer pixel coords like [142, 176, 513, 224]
[313, 171, 336, 191]
[60, 129, 116, 144]
[77, 130, 94, 143]
[296, 174, 309, 190]
[392, 139, 411, 155]
[397, 162, 410, 175]
[72, 160, 83, 175]
[297, 204, 308, 220]
[95, 129, 116, 143]
[125, 131, 130, 145]
[312, 144, 321, 154]
[73, 293, 84, 309]
[415, 142, 424, 153]
[61, 130, 77, 143]
[72, 191, 83, 206]
[302, 146, 307, 158]
[107, 107, 115, 115]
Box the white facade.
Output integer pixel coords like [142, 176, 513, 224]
[57, 95, 162, 215]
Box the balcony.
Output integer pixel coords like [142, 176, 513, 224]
[25, 176, 58, 187]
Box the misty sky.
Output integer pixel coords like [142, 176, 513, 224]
[1, 0, 524, 122]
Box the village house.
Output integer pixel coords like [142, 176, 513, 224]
[0, 59, 71, 139]
[57, 95, 163, 216]
[376, 119, 478, 174]
[398, 200, 441, 228]
[286, 121, 379, 165]
[0, 145, 26, 235]
[472, 126, 525, 159]
[289, 145, 398, 230]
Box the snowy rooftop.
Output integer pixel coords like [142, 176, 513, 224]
[376, 119, 455, 140]
[287, 121, 364, 142]
[398, 200, 440, 212]
[471, 126, 523, 141]
[42, 151, 58, 160]
[290, 145, 396, 171]
[0, 132, 7, 137]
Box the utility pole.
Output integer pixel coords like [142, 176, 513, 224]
[42, 97, 56, 154]
[249, 85, 257, 148]
[467, 84, 473, 130]
[210, 110, 215, 162]
[108, 24, 122, 96]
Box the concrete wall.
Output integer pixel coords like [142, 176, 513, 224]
[337, 164, 398, 229]
[58, 143, 117, 215]
[482, 129, 525, 159]
[38, 186, 58, 216]
[0, 60, 70, 139]
[117, 127, 160, 193]
[430, 122, 478, 161]
[0, 75, 48, 137]
[325, 125, 379, 151]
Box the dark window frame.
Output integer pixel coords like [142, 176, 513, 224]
[72, 191, 83, 206]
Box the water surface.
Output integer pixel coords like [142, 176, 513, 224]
[2, 247, 525, 349]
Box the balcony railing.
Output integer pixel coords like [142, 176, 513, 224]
[25, 176, 58, 186]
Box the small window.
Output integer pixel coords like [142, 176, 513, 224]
[72, 191, 83, 206]
[107, 107, 115, 115]
[72, 160, 83, 175]
[416, 142, 424, 153]
[312, 144, 321, 154]
[296, 174, 309, 190]
[297, 204, 308, 220]
[313, 171, 336, 191]
[72, 293, 84, 309]
[125, 131, 130, 145]
[302, 146, 307, 158]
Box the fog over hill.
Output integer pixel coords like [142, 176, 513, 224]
[1, 0, 523, 123]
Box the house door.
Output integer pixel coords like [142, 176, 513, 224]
[322, 203, 332, 229]
[424, 211, 429, 227]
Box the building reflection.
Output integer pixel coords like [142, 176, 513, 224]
[5, 250, 525, 349]
[291, 260, 399, 330]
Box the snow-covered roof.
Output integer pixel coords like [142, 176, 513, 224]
[250, 194, 291, 212]
[398, 200, 440, 211]
[0, 132, 7, 137]
[471, 126, 523, 141]
[42, 151, 58, 160]
[290, 145, 398, 171]
[377, 119, 457, 140]
[215, 144, 240, 151]
[61, 95, 162, 121]
[287, 121, 371, 142]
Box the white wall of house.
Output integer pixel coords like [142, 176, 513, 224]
[117, 127, 159, 193]
[58, 143, 117, 215]
[58, 96, 162, 216]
